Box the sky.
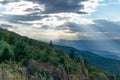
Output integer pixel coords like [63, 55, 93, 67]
[0, 0, 120, 41]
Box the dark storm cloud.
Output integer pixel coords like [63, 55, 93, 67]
[57, 19, 120, 33]
[0, 0, 89, 26]
[0, 24, 13, 28]
[1, 13, 49, 24]
[57, 22, 84, 33]
[0, 0, 20, 4]
[27, 0, 88, 14]
[23, 8, 41, 12]
[94, 19, 120, 33]
[57, 19, 120, 40]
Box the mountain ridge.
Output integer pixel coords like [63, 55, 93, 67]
[0, 28, 120, 80]
[54, 44, 120, 75]
[54, 39, 120, 59]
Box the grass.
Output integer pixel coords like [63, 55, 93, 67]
[0, 63, 27, 80]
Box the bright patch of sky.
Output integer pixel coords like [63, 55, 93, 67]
[87, 0, 120, 20]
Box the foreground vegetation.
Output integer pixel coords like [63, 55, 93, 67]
[0, 28, 120, 80]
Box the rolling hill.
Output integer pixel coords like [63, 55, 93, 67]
[0, 28, 119, 80]
[54, 45, 120, 75]
[54, 39, 120, 60]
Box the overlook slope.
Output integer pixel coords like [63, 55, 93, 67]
[54, 45, 120, 75]
[0, 28, 119, 80]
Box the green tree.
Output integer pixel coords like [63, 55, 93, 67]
[14, 41, 27, 61]
[0, 31, 3, 41]
[8, 36, 16, 45]
[1, 47, 11, 61]
[59, 57, 65, 65]
[49, 40, 53, 47]
[0, 35, 2, 41]
[69, 50, 75, 59]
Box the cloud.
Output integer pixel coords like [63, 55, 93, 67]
[0, 0, 42, 15]
[0, 0, 19, 4]
[1, 14, 48, 24]
[55, 19, 120, 40]
[60, 19, 120, 33]
[94, 19, 120, 33]
[57, 22, 84, 33]
[0, 24, 13, 29]
[1, 0, 111, 40]
[81, 0, 102, 13]
[0, 0, 100, 25]
[27, 0, 89, 14]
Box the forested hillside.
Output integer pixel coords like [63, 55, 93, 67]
[0, 28, 119, 80]
[54, 45, 120, 75]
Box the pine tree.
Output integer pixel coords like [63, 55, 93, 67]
[1, 47, 11, 61]
[0, 32, 3, 41]
[49, 40, 53, 47]
[69, 50, 75, 59]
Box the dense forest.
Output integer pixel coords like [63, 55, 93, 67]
[0, 28, 120, 80]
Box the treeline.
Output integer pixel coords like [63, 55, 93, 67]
[0, 28, 49, 62]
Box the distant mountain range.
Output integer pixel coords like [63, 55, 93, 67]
[54, 45, 120, 75]
[54, 39, 120, 60]
[92, 50, 120, 60]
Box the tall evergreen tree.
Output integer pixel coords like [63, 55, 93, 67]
[69, 50, 75, 59]
[1, 47, 11, 61]
[0, 32, 3, 41]
[49, 40, 53, 47]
